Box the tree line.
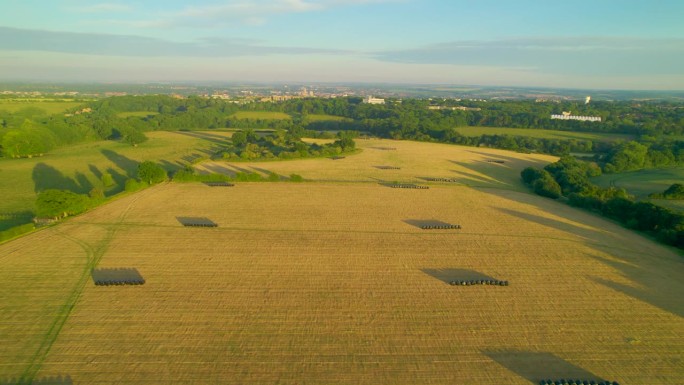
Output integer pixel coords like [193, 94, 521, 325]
[2, 95, 682, 173]
[215, 129, 356, 161]
[521, 156, 684, 250]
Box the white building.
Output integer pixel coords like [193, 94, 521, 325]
[363, 96, 385, 105]
[551, 113, 601, 122]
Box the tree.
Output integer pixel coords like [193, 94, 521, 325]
[521, 167, 545, 185]
[335, 137, 356, 151]
[603, 141, 648, 173]
[101, 172, 115, 188]
[231, 131, 247, 147]
[651, 183, 684, 199]
[120, 127, 148, 146]
[532, 173, 562, 199]
[137, 161, 167, 184]
[36, 189, 90, 218]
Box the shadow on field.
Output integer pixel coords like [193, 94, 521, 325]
[101, 149, 138, 179]
[0, 375, 73, 385]
[488, 190, 684, 319]
[159, 159, 187, 172]
[175, 130, 232, 146]
[422, 268, 495, 284]
[105, 167, 127, 195]
[203, 163, 254, 176]
[88, 164, 103, 180]
[203, 163, 238, 177]
[589, 254, 684, 318]
[0, 211, 34, 231]
[404, 219, 453, 229]
[483, 351, 604, 384]
[496, 207, 622, 247]
[449, 160, 513, 188]
[92, 268, 145, 285]
[176, 216, 218, 227]
[465, 149, 549, 166]
[249, 166, 276, 176]
[32, 163, 92, 194]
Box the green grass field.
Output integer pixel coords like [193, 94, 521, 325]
[592, 167, 684, 213]
[230, 111, 292, 120]
[0, 100, 85, 114]
[305, 114, 349, 122]
[116, 111, 160, 118]
[455, 126, 634, 142]
[0, 131, 232, 224]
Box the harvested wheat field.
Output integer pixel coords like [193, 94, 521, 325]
[198, 138, 558, 190]
[1, 142, 683, 385]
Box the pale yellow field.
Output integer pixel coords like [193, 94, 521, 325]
[198, 139, 558, 191]
[0, 142, 682, 385]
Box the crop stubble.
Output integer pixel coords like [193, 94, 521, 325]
[1, 142, 682, 384]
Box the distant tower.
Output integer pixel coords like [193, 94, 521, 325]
[585, 96, 591, 104]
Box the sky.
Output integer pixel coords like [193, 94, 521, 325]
[0, 0, 683, 89]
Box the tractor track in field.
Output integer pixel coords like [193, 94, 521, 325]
[17, 190, 146, 384]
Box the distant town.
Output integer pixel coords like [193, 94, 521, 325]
[1, 82, 683, 102]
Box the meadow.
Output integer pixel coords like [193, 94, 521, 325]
[230, 111, 292, 120]
[592, 166, 684, 213]
[0, 100, 85, 114]
[454, 126, 634, 142]
[0, 139, 682, 384]
[0, 131, 232, 225]
[305, 114, 349, 122]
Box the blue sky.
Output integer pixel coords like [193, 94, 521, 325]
[0, 0, 682, 89]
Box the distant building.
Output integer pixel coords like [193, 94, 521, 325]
[551, 112, 601, 122]
[428, 106, 481, 112]
[363, 96, 385, 105]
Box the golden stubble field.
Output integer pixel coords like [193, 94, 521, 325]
[198, 138, 558, 190]
[0, 141, 682, 385]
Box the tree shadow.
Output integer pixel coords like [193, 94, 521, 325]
[174, 130, 232, 146]
[588, 254, 684, 318]
[88, 164, 103, 180]
[32, 163, 84, 193]
[490, 194, 684, 319]
[465, 149, 549, 165]
[159, 159, 186, 172]
[203, 163, 254, 176]
[105, 167, 127, 195]
[422, 268, 496, 285]
[404, 219, 454, 229]
[0, 211, 34, 231]
[249, 166, 277, 176]
[448, 160, 513, 188]
[100, 149, 138, 179]
[484, 350, 604, 383]
[74, 171, 93, 193]
[496, 207, 615, 244]
[202, 163, 238, 177]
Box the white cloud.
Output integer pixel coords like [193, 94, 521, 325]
[0, 26, 350, 57]
[374, 37, 684, 76]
